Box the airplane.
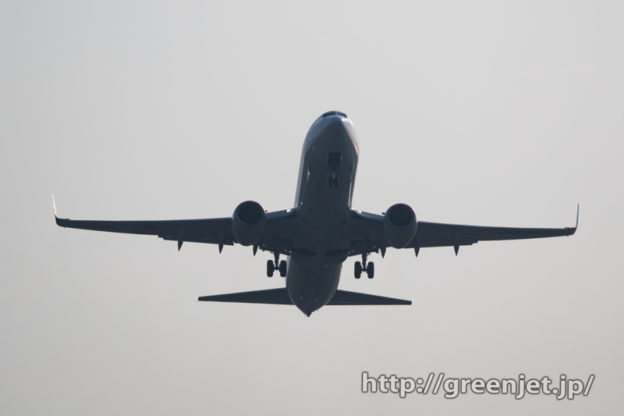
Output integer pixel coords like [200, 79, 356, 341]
[54, 110, 578, 316]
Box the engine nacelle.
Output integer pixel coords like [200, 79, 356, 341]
[232, 200, 266, 246]
[383, 203, 417, 248]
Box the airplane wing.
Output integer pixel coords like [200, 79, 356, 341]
[55, 216, 234, 246]
[54, 197, 298, 254]
[348, 206, 578, 256]
[412, 220, 576, 252]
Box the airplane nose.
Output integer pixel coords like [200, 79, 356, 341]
[321, 110, 348, 119]
[319, 115, 349, 137]
[317, 111, 350, 131]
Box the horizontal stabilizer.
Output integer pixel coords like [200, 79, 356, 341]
[198, 288, 411, 306]
[328, 290, 411, 305]
[198, 288, 292, 304]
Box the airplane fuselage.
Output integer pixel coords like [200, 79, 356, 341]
[286, 111, 359, 316]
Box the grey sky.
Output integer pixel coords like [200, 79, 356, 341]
[1, 0, 622, 414]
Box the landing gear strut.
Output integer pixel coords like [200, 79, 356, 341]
[354, 252, 374, 279]
[267, 252, 287, 278]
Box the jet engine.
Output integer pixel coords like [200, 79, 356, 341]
[232, 200, 266, 246]
[383, 203, 417, 248]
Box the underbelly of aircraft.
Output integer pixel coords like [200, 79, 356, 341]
[286, 255, 342, 316]
[286, 118, 359, 315]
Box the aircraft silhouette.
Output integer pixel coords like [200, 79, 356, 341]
[55, 111, 578, 316]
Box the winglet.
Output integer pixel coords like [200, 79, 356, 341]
[52, 194, 67, 227]
[567, 203, 579, 235]
[52, 194, 58, 217]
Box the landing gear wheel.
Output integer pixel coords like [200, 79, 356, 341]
[354, 261, 362, 279]
[366, 262, 375, 279]
[266, 260, 274, 277]
[278, 260, 287, 277]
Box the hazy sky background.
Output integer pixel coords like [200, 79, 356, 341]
[1, 1, 622, 414]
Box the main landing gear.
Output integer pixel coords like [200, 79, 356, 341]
[354, 252, 374, 279]
[267, 252, 286, 278]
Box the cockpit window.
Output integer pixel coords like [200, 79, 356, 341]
[321, 111, 347, 118]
